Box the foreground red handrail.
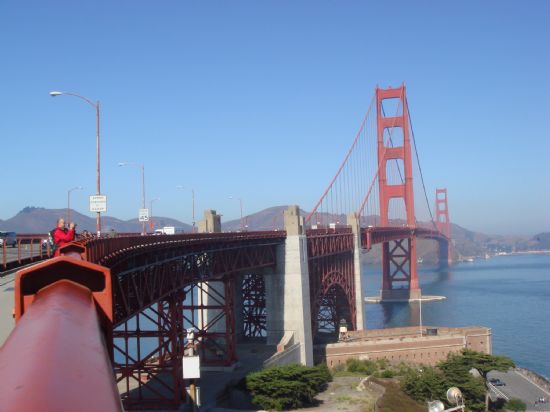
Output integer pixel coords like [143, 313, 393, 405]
[0, 279, 121, 412]
[0, 256, 119, 412]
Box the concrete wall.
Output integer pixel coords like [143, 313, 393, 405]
[264, 342, 302, 367]
[325, 326, 492, 368]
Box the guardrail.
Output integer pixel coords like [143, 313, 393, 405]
[0, 256, 120, 412]
[2, 235, 51, 273]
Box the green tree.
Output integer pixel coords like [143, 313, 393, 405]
[439, 350, 514, 412]
[402, 366, 449, 403]
[505, 398, 526, 412]
[246, 363, 332, 411]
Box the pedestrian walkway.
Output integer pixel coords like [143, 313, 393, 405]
[0, 273, 15, 345]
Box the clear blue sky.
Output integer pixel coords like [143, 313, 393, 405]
[1, 1, 548, 235]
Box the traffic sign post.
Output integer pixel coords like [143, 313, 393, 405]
[138, 208, 150, 222]
[89, 195, 107, 213]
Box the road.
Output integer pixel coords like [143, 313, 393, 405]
[488, 370, 550, 411]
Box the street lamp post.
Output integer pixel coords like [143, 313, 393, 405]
[118, 162, 146, 235]
[149, 197, 159, 231]
[50, 91, 102, 237]
[176, 186, 195, 233]
[67, 186, 83, 224]
[228, 196, 244, 231]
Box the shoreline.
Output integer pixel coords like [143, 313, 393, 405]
[516, 367, 550, 393]
[494, 250, 550, 256]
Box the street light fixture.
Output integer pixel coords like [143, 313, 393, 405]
[228, 195, 244, 232]
[67, 186, 83, 224]
[118, 162, 146, 235]
[176, 186, 195, 233]
[427, 387, 465, 412]
[50, 90, 102, 236]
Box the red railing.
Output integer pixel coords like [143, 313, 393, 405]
[1, 256, 119, 412]
[83, 231, 287, 265]
[1, 234, 51, 272]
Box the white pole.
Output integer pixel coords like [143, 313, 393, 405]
[419, 297, 423, 337]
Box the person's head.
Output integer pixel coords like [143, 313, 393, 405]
[57, 218, 65, 229]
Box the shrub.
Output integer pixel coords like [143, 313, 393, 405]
[380, 369, 395, 378]
[505, 398, 526, 412]
[346, 358, 377, 375]
[376, 358, 389, 370]
[402, 358, 486, 412]
[246, 363, 332, 411]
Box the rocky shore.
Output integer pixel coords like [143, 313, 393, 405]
[517, 367, 550, 393]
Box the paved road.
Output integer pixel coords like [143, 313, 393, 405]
[489, 370, 550, 411]
[0, 272, 15, 345]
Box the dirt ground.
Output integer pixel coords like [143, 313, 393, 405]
[288, 376, 385, 412]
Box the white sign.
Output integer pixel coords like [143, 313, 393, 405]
[182, 356, 201, 379]
[89, 195, 107, 212]
[138, 208, 150, 222]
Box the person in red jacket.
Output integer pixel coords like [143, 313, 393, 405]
[53, 218, 76, 256]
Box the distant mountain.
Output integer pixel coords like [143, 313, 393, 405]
[222, 206, 304, 232]
[0, 207, 191, 234]
[2, 206, 544, 260]
[517, 232, 550, 251]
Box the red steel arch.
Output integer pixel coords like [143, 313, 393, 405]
[306, 228, 356, 340]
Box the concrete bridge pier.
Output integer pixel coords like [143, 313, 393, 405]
[347, 213, 365, 330]
[265, 206, 313, 366]
[196, 210, 236, 366]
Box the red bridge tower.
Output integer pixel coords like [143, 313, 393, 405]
[376, 85, 421, 300]
[435, 188, 452, 266]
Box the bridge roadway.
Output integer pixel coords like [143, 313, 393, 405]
[0, 272, 15, 345]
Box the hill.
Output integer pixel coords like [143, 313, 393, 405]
[516, 232, 550, 251]
[1, 206, 544, 260]
[0, 207, 190, 234]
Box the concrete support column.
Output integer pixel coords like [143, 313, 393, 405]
[347, 213, 365, 331]
[276, 206, 313, 365]
[197, 210, 225, 335]
[265, 264, 284, 346]
[198, 209, 221, 234]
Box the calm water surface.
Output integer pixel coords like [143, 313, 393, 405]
[363, 254, 550, 378]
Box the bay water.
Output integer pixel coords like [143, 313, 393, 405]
[363, 254, 550, 378]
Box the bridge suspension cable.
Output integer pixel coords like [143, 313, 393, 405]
[307, 84, 442, 232]
[304, 94, 376, 226]
[406, 95, 437, 230]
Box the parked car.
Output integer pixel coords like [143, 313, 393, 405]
[489, 378, 506, 386]
[0, 231, 17, 248]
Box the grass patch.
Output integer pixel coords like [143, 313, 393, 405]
[372, 378, 425, 412]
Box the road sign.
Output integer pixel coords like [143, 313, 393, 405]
[182, 356, 201, 379]
[138, 208, 149, 222]
[89, 195, 107, 212]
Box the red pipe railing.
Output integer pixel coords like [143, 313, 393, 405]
[0, 257, 119, 412]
